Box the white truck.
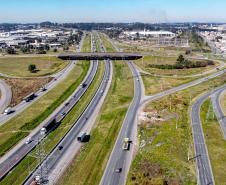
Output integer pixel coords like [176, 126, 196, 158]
[122, 137, 130, 150]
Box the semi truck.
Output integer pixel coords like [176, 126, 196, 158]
[22, 92, 36, 102]
[41, 118, 58, 134]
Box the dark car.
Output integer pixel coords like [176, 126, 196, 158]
[58, 146, 63, 150]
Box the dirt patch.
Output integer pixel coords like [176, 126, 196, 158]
[4, 77, 52, 106]
[139, 108, 178, 126]
[130, 160, 182, 185]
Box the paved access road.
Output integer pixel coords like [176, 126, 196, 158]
[24, 58, 112, 185]
[0, 60, 98, 180]
[100, 61, 142, 185]
[190, 85, 226, 185]
[211, 88, 226, 139]
[0, 33, 86, 125]
[0, 80, 12, 113]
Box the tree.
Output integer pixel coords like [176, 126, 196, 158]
[53, 48, 58, 52]
[177, 54, 185, 63]
[28, 64, 37, 73]
[6, 47, 16, 54]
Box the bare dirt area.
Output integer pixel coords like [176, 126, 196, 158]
[4, 77, 52, 106]
[128, 159, 182, 185]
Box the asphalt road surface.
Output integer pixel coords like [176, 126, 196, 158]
[190, 85, 226, 185]
[211, 88, 226, 139]
[100, 61, 142, 185]
[0, 80, 12, 113]
[0, 60, 98, 180]
[23, 58, 112, 185]
[0, 34, 85, 125]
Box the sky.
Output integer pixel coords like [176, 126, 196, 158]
[0, 0, 225, 23]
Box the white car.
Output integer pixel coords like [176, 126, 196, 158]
[25, 137, 32, 144]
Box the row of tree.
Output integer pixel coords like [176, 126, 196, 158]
[147, 55, 214, 70]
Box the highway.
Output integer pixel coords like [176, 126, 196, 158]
[0, 60, 98, 180]
[0, 80, 12, 113]
[190, 85, 226, 185]
[0, 33, 95, 180]
[100, 61, 142, 185]
[23, 35, 113, 185]
[0, 33, 86, 125]
[211, 88, 226, 139]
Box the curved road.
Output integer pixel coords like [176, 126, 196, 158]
[0, 33, 86, 125]
[0, 60, 98, 180]
[190, 85, 226, 185]
[0, 80, 12, 113]
[211, 88, 226, 140]
[100, 61, 142, 185]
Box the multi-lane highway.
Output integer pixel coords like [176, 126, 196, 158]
[0, 33, 86, 125]
[24, 35, 113, 185]
[0, 34, 94, 180]
[211, 88, 226, 139]
[0, 60, 98, 180]
[190, 85, 226, 185]
[100, 61, 142, 185]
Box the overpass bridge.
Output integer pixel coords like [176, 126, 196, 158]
[58, 52, 143, 60]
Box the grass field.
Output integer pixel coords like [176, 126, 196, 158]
[0, 61, 105, 185]
[0, 61, 89, 157]
[0, 56, 68, 77]
[81, 33, 91, 52]
[127, 72, 226, 185]
[4, 77, 52, 106]
[142, 74, 195, 95]
[134, 56, 218, 76]
[99, 33, 116, 52]
[57, 60, 134, 185]
[200, 100, 226, 185]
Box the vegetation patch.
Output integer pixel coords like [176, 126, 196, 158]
[127, 73, 226, 185]
[148, 55, 214, 70]
[0, 61, 104, 185]
[0, 56, 68, 77]
[4, 77, 51, 106]
[200, 99, 226, 185]
[57, 61, 134, 185]
[0, 61, 89, 157]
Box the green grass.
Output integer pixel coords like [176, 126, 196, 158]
[93, 32, 101, 52]
[134, 56, 218, 76]
[142, 74, 196, 95]
[127, 72, 226, 185]
[200, 99, 226, 185]
[0, 61, 105, 185]
[57, 60, 134, 185]
[0, 56, 68, 77]
[0, 61, 90, 156]
[99, 33, 116, 52]
[81, 33, 91, 52]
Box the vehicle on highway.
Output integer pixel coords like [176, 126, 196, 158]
[22, 92, 36, 102]
[40, 86, 46, 92]
[58, 145, 63, 150]
[115, 168, 122, 173]
[122, 137, 130, 150]
[65, 102, 70, 106]
[25, 137, 32, 144]
[80, 83, 87, 88]
[3, 107, 13, 115]
[77, 132, 90, 142]
[41, 118, 58, 134]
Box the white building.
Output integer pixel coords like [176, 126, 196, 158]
[123, 30, 176, 38]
